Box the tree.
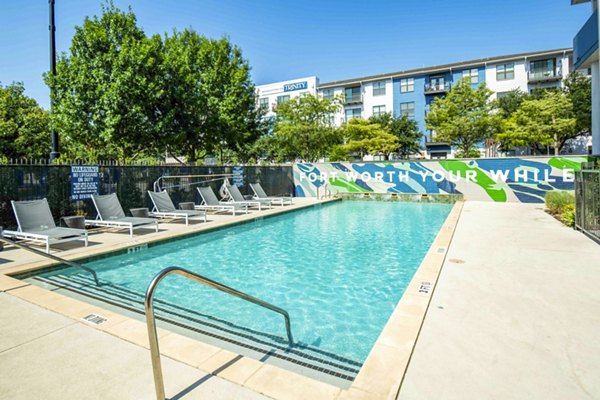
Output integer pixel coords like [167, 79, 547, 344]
[563, 72, 591, 135]
[497, 91, 577, 155]
[369, 113, 421, 158]
[338, 118, 398, 159]
[45, 2, 164, 161]
[273, 94, 342, 162]
[0, 82, 50, 159]
[496, 88, 528, 118]
[426, 78, 501, 157]
[162, 29, 262, 163]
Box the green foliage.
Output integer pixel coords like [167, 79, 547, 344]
[328, 145, 349, 161]
[498, 91, 576, 155]
[44, 2, 261, 164]
[161, 29, 262, 163]
[454, 148, 482, 158]
[340, 119, 398, 159]
[561, 204, 576, 228]
[273, 94, 342, 162]
[495, 89, 528, 118]
[544, 190, 575, 215]
[369, 113, 422, 158]
[45, 2, 164, 161]
[0, 82, 50, 159]
[426, 78, 501, 156]
[563, 72, 591, 135]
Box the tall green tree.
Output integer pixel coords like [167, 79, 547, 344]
[162, 30, 262, 163]
[426, 78, 501, 157]
[0, 82, 50, 159]
[369, 113, 421, 158]
[497, 91, 576, 155]
[45, 2, 164, 161]
[496, 88, 528, 118]
[563, 72, 591, 135]
[273, 94, 342, 162]
[338, 118, 398, 160]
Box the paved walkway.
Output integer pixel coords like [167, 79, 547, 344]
[0, 293, 270, 400]
[398, 201, 600, 400]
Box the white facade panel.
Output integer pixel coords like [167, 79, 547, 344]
[362, 79, 394, 120]
[256, 76, 318, 118]
[485, 60, 529, 99]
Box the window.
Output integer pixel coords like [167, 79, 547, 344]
[529, 59, 557, 79]
[496, 63, 515, 81]
[399, 102, 415, 118]
[344, 86, 361, 103]
[373, 81, 386, 96]
[345, 107, 362, 120]
[276, 95, 290, 105]
[462, 68, 479, 84]
[322, 89, 334, 100]
[258, 97, 269, 111]
[496, 91, 511, 98]
[400, 78, 414, 93]
[372, 105, 386, 117]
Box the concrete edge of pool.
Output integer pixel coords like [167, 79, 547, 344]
[0, 198, 463, 400]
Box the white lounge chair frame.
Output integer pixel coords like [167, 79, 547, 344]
[148, 191, 207, 226]
[250, 183, 293, 206]
[224, 184, 272, 211]
[196, 187, 248, 216]
[85, 193, 159, 237]
[3, 199, 88, 253]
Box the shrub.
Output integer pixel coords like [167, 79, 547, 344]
[561, 204, 576, 228]
[544, 190, 575, 215]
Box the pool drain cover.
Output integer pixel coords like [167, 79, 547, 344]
[81, 314, 108, 325]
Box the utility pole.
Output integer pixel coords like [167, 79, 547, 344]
[49, 0, 60, 161]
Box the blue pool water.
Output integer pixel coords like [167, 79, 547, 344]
[32, 201, 452, 376]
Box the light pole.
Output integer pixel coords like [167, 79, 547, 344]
[49, 0, 60, 161]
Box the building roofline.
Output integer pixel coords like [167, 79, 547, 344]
[318, 48, 573, 88]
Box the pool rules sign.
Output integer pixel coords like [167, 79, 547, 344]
[70, 166, 100, 200]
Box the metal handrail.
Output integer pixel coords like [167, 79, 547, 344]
[153, 174, 235, 192]
[0, 235, 100, 285]
[145, 266, 293, 400]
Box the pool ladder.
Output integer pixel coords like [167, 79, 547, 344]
[145, 266, 294, 400]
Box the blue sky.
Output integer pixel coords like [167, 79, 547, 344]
[0, 0, 592, 109]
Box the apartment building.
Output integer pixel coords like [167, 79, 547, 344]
[255, 76, 318, 119]
[255, 49, 584, 159]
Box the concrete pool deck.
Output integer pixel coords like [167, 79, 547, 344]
[0, 200, 599, 399]
[398, 201, 600, 400]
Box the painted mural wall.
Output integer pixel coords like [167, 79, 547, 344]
[293, 156, 593, 203]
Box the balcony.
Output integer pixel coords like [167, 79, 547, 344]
[424, 82, 451, 94]
[344, 94, 363, 105]
[527, 68, 562, 82]
[573, 10, 599, 69]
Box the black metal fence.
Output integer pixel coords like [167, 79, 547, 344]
[575, 166, 600, 243]
[0, 164, 293, 229]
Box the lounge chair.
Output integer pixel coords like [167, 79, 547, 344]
[196, 187, 248, 216]
[2, 198, 88, 253]
[224, 184, 272, 211]
[250, 182, 293, 206]
[147, 190, 207, 225]
[85, 193, 159, 237]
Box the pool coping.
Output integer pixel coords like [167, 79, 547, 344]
[0, 199, 463, 400]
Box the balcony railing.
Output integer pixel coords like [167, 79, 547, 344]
[344, 94, 363, 104]
[424, 82, 451, 94]
[528, 68, 562, 82]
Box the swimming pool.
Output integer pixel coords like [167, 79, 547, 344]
[23, 200, 452, 384]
